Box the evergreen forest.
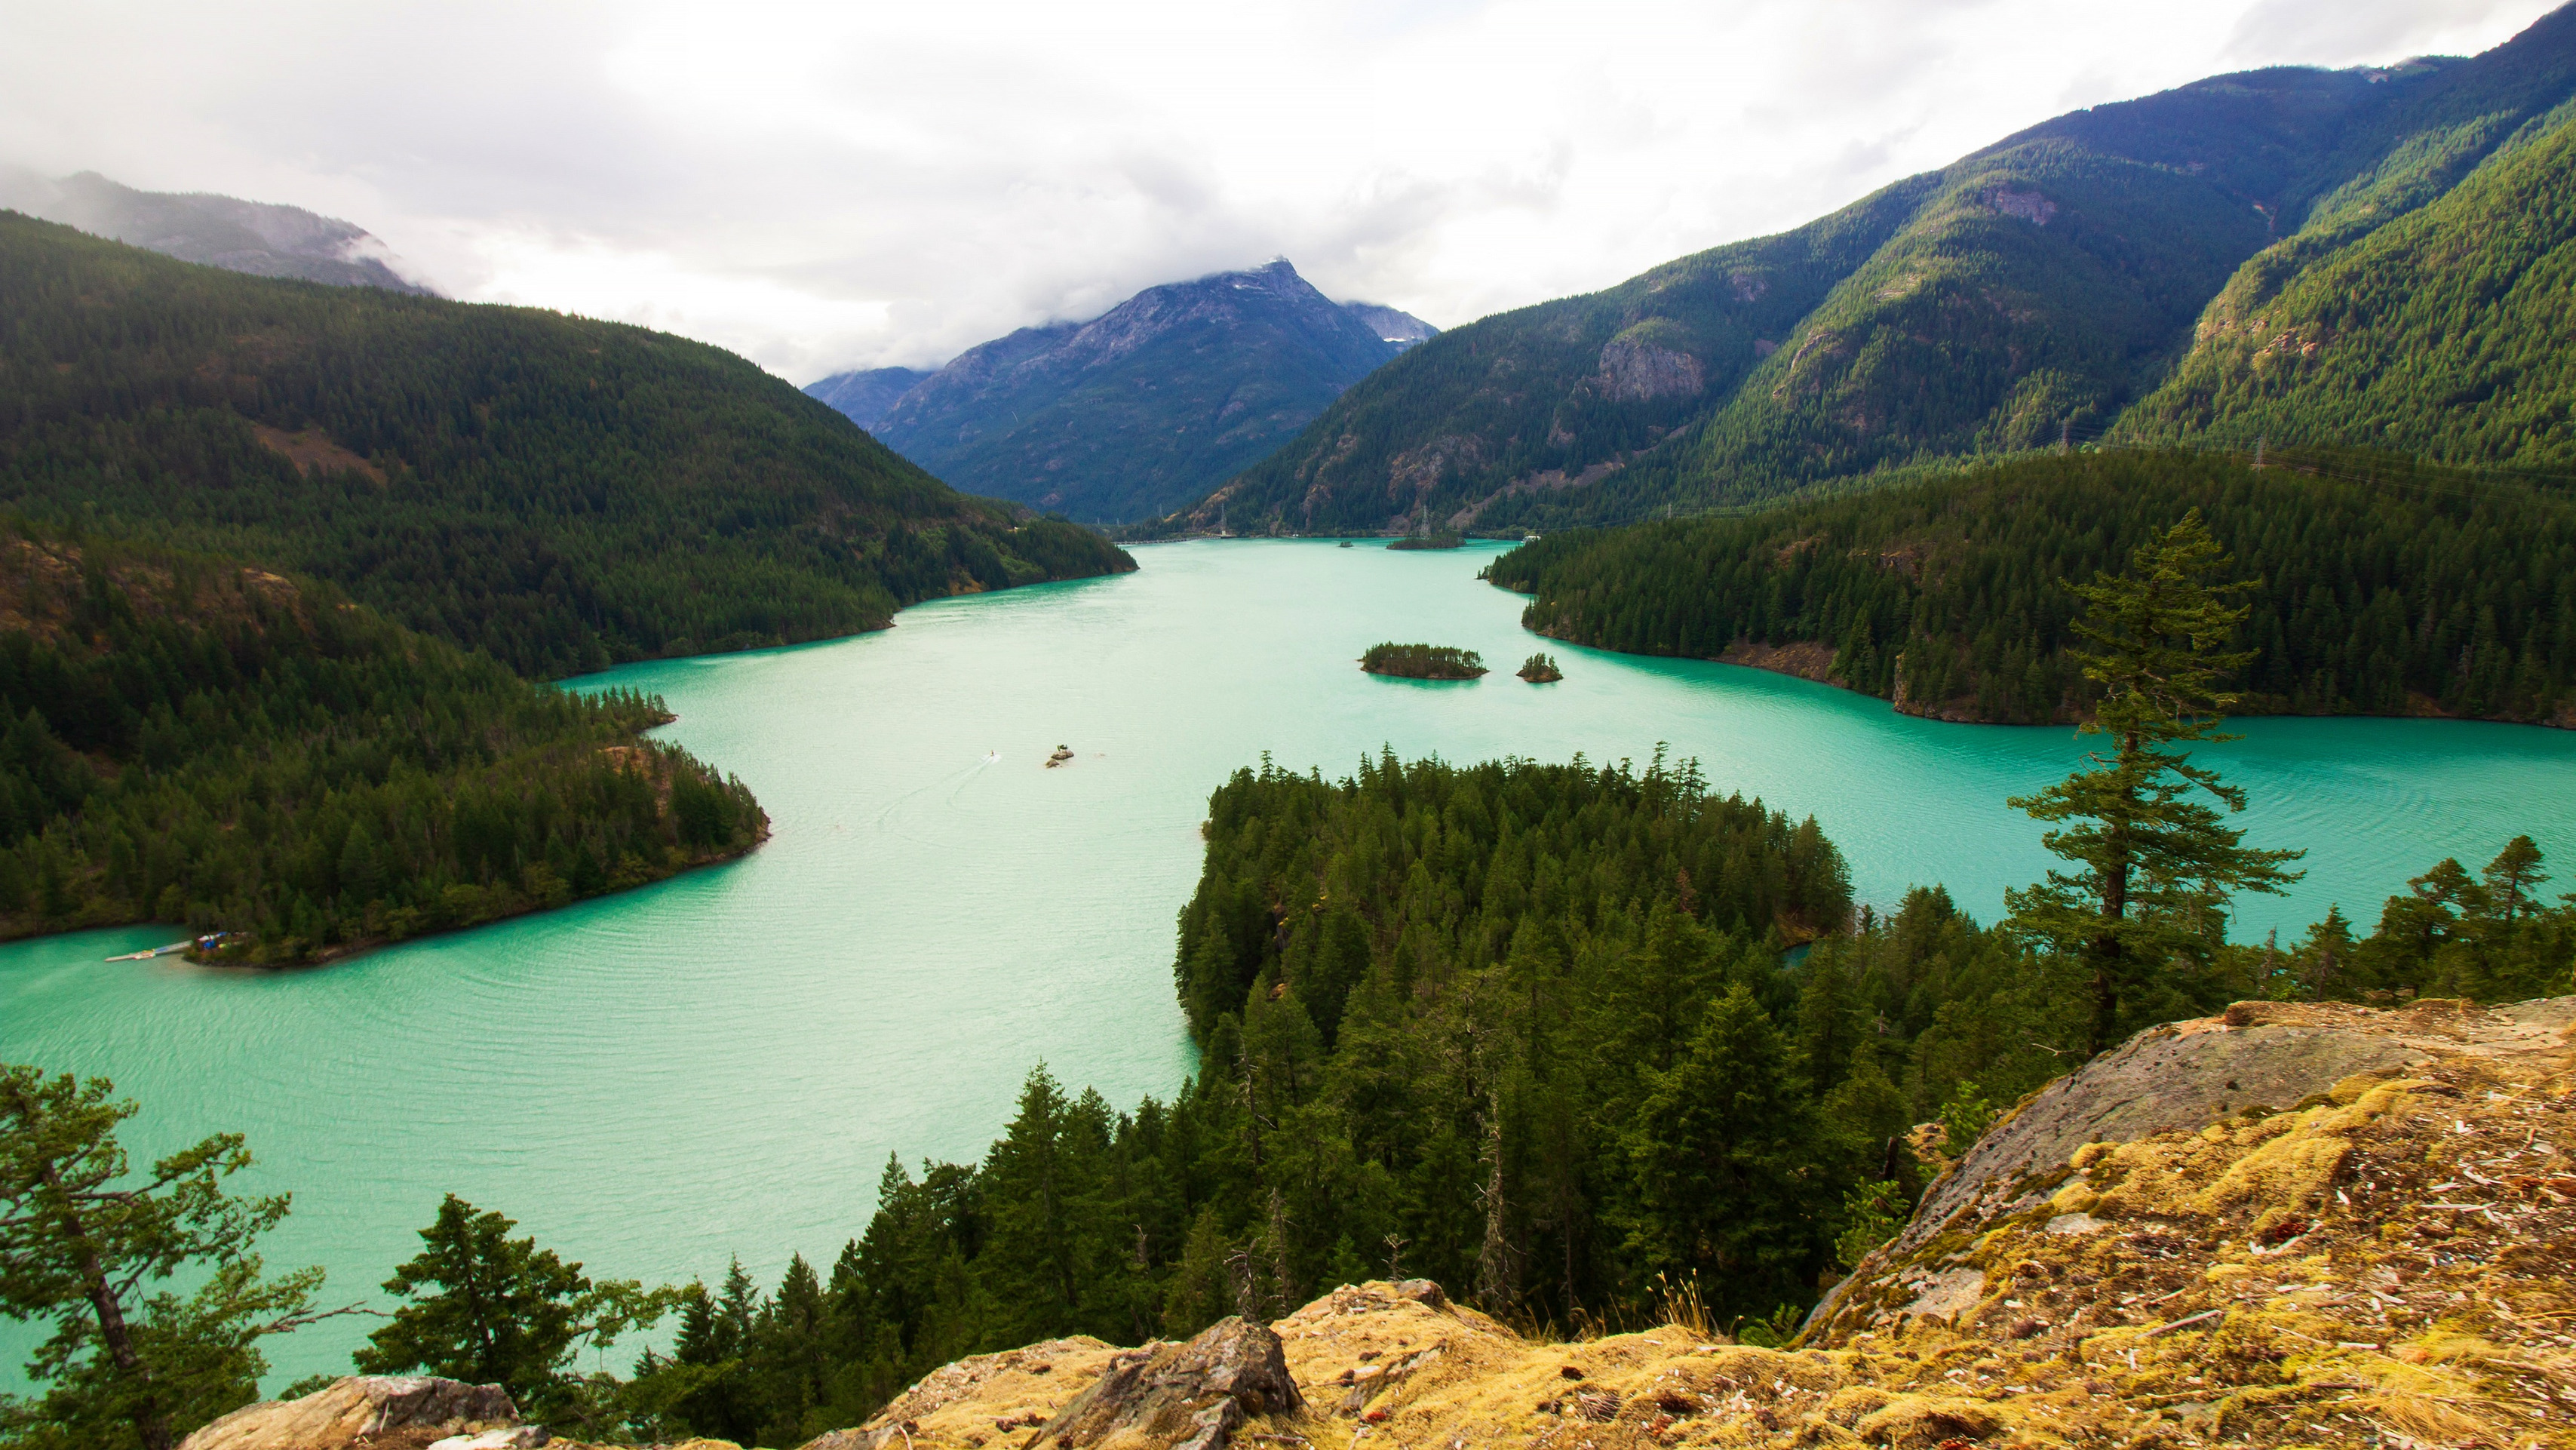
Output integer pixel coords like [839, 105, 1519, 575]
[1357, 644, 1488, 679]
[0, 518, 763, 963]
[599, 757, 2569, 1448]
[0, 214, 1133, 680]
[1483, 450, 2576, 726]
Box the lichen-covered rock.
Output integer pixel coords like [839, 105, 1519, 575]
[1034, 1316, 1303, 1450]
[790, 998, 2574, 1450]
[178, 1376, 517, 1450]
[800, 1338, 1119, 1450]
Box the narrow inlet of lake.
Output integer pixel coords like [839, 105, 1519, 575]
[7, 539, 2571, 1389]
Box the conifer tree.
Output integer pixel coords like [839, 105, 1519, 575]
[356, 1195, 675, 1413]
[1623, 984, 1816, 1313]
[2004, 511, 2304, 1051]
[0, 1064, 341, 1450]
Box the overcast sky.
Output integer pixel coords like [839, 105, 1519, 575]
[1, 0, 2559, 382]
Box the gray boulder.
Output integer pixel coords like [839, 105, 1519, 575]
[178, 1375, 518, 1450]
[1033, 1316, 1303, 1450]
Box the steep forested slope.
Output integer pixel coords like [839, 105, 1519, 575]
[870, 260, 1420, 522]
[1154, 5, 2576, 536]
[0, 215, 1133, 677]
[0, 518, 763, 963]
[1485, 450, 2576, 726]
[2125, 110, 2576, 468]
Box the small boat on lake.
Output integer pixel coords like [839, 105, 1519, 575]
[104, 939, 198, 963]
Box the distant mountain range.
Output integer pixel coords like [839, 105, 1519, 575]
[803, 260, 1434, 520]
[1156, 3, 2576, 536]
[806, 367, 933, 429]
[0, 168, 433, 294]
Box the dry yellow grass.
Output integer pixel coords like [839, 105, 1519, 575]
[798, 999, 2573, 1450]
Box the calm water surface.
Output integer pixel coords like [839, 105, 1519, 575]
[6, 539, 2573, 1387]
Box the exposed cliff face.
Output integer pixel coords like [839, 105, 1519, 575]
[868, 261, 1431, 522]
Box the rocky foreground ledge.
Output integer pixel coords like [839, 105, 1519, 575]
[195, 997, 2574, 1450]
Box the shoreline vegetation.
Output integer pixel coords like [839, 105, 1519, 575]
[1485, 450, 2576, 730]
[0, 519, 768, 966]
[0, 214, 1150, 964]
[1385, 529, 1464, 550]
[1359, 641, 1488, 679]
[8, 519, 2575, 1450]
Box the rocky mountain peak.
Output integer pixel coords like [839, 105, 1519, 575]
[846, 261, 1434, 521]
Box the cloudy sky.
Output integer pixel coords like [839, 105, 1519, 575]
[1, 0, 2558, 382]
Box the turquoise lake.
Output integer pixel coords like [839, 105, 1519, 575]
[6, 538, 2574, 1389]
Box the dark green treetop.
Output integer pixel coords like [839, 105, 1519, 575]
[356, 1195, 677, 1415]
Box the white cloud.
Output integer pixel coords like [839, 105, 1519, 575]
[0, 0, 2559, 382]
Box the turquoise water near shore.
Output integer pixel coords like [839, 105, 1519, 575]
[6, 538, 2573, 1390]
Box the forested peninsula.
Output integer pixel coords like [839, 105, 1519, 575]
[0, 518, 763, 963]
[0, 214, 1134, 679]
[0, 214, 1147, 959]
[1485, 450, 2576, 727]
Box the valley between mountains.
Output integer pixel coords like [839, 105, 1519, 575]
[6, 8, 2576, 1450]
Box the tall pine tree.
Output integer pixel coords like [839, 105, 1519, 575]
[2004, 512, 2304, 1051]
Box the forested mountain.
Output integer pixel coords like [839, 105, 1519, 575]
[2123, 94, 2576, 468]
[802, 366, 932, 430]
[1155, 5, 2576, 536]
[1484, 449, 2576, 726]
[0, 168, 432, 293]
[0, 215, 1134, 678]
[866, 260, 1433, 522]
[0, 518, 763, 963]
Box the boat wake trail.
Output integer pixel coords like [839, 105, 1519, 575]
[872, 757, 990, 831]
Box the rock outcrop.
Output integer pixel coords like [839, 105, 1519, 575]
[177, 1375, 518, 1450]
[1036, 1316, 1303, 1450]
[785, 997, 2574, 1450]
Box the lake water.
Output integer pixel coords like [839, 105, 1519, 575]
[6, 539, 2573, 1390]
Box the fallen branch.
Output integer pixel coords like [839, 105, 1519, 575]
[2142, 1308, 2227, 1339]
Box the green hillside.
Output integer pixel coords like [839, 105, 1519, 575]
[1148, 5, 2576, 536]
[1484, 450, 2576, 727]
[0, 214, 1133, 678]
[0, 518, 763, 963]
[2124, 109, 2576, 468]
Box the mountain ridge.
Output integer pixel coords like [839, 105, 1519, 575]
[1147, 4, 2576, 536]
[0, 214, 1133, 678]
[833, 260, 1432, 521]
[0, 168, 434, 294]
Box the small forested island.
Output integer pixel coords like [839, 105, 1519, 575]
[1385, 529, 1464, 550]
[1517, 651, 1563, 682]
[1359, 641, 1486, 678]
